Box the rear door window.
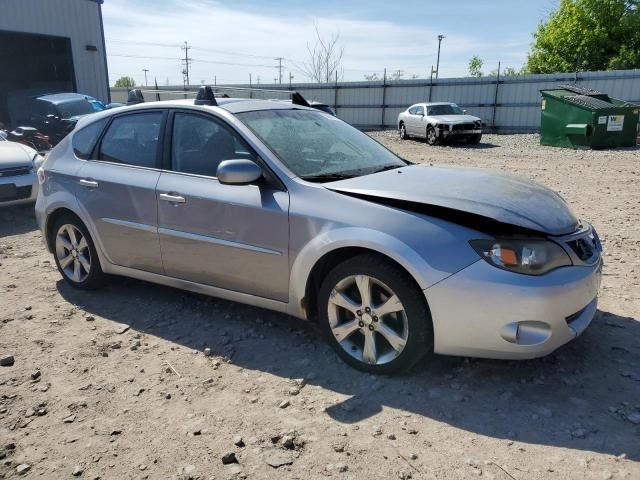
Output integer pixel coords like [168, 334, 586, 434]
[72, 118, 107, 159]
[98, 112, 163, 168]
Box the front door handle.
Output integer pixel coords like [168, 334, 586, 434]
[78, 178, 98, 188]
[159, 193, 186, 204]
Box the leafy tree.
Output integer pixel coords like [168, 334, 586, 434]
[468, 55, 484, 77]
[526, 0, 640, 73]
[488, 66, 525, 77]
[114, 76, 136, 88]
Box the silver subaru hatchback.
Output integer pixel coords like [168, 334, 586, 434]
[35, 87, 602, 374]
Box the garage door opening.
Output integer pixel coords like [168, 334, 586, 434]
[0, 30, 76, 127]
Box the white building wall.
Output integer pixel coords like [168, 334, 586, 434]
[0, 0, 109, 102]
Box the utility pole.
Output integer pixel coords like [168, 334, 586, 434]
[275, 57, 283, 84]
[435, 34, 445, 79]
[142, 68, 149, 86]
[289, 72, 294, 88]
[181, 41, 192, 87]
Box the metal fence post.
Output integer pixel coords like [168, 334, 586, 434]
[381, 68, 387, 129]
[334, 70, 339, 115]
[491, 61, 501, 132]
[428, 67, 434, 102]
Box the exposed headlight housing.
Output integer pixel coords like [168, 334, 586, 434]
[469, 238, 572, 275]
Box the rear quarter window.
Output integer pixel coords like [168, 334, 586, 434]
[72, 119, 107, 160]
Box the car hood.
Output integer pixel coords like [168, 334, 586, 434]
[326, 165, 579, 236]
[0, 142, 37, 169]
[427, 114, 481, 124]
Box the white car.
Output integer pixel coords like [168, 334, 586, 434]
[0, 141, 44, 206]
[398, 102, 483, 145]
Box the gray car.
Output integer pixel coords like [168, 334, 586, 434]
[35, 88, 602, 374]
[0, 141, 44, 206]
[398, 102, 483, 145]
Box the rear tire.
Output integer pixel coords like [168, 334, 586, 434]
[318, 254, 433, 374]
[51, 214, 105, 290]
[468, 133, 482, 144]
[399, 123, 408, 140]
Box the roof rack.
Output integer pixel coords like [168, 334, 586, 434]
[125, 86, 311, 108]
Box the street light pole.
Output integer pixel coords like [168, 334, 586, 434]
[142, 69, 149, 86]
[435, 34, 445, 79]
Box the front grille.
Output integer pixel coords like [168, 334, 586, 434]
[452, 123, 475, 131]
[0, 167, 31, 178]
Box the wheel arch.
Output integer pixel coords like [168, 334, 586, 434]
[290, 228, 435, 321]
[44, 207, 84, 252]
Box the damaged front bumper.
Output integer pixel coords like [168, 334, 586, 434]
[425, 251, 602, 360]
[438, 127, 482, 138]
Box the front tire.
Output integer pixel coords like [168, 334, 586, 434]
[426, 126, 439, 145]
[318, 254, 433, 374]
[51, 215, 105, 289]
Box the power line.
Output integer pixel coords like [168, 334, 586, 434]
[108, 53, 275, 68]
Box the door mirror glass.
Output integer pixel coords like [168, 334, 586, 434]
[217, 159, 262, 185]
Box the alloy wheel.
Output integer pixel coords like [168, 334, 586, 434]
[327, 274, 408, 365]
[55, 224, 91, 283]
[400, 125, 406, 139]
[427, 128, 437, 145]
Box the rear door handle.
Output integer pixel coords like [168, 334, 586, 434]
[78, 178, 98, 188]
[159, 193, 186, 204]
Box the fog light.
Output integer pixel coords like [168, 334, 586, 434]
[500, 321, 551, 346]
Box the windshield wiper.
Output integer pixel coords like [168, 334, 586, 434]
[300, 172, 355, 182]
[369, 164, 404, 174]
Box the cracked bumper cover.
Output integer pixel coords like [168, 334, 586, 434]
[424, 257, 602, 359]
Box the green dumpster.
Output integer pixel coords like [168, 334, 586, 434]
[540, 84, 639, 149]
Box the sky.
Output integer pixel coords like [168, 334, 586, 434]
[102, 0, 560, 87]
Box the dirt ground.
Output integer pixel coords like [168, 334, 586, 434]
[1, 133, 639, 480]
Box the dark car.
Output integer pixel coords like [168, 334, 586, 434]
[7, 91, 117, 145]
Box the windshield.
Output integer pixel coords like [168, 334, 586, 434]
[236, 109, 405, 179]
[428, 104, 464, 115]
[57, 99, 105, 118]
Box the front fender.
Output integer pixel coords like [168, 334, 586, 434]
[288, 227, 453, 318]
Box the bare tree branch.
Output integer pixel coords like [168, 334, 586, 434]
[301, 21, 345, 83]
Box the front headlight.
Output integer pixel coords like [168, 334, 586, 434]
[469, 238, 572, 275]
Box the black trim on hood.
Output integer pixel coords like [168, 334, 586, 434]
[334, 190, 548, 237]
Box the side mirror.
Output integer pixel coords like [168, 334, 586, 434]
[462, 109, 468, 114]
[217, 159, 262, 185]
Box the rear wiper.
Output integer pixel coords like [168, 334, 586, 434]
[300, 172, 355, 182]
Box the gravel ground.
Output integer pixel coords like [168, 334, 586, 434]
[1, 133, 639, 479]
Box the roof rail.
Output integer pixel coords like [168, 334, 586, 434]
[127, 89, 144, 105]
[128, 86, 311, 108]
[194, 86, 217, 106]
